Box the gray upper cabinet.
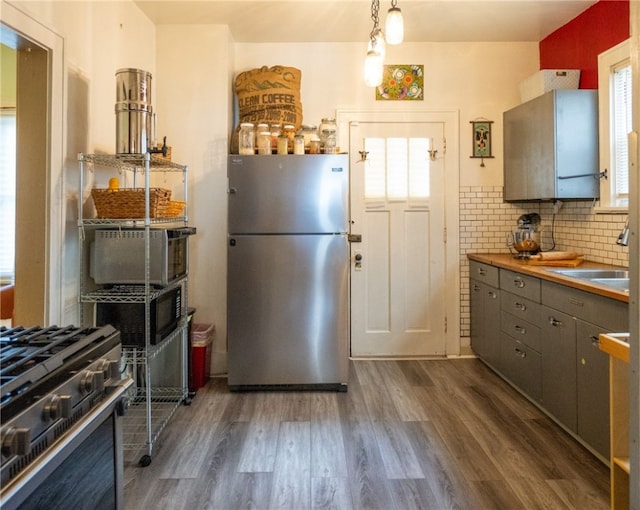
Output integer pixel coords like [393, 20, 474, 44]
[503, 90, 599, 201]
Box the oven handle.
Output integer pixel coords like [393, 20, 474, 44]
[0, 378, 134, 510]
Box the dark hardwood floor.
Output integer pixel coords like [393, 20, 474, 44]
[123, 359, 610, 509]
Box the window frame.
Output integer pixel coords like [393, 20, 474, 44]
[597, 38, 631, 212]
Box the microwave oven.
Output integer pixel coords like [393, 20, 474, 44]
[96, 286, 182, 347]
[90, 227, 195, 287]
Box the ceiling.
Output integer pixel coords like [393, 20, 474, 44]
[134, 0, 598, 43]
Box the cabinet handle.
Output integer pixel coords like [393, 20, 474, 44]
[568, 297, 584, 307]
[514, 325, 526, 335]
[478, 268, 486, 276]
[590, 335, 600, 347]
[472, 284, 481, 292]
[548, 316, 564, 327]
[488, 291, 497, 299]
[515, 302, 527, 311]
[513, 277, 525, 288]
[514, 348, 527, 358]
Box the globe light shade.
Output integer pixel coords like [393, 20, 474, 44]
[364, 50, 383, 87]
[385, 7, 404, 45]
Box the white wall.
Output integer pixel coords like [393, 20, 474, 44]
[155, 24, 233, 354]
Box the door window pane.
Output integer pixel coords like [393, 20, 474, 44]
[363, 136, 430, 203]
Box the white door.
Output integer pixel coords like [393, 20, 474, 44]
[349, 120, 447, 356]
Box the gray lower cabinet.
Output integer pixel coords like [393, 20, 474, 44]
[469, 262, 629, 462]
[576, 320, 611, 459]
[540, 306, 578, 432]
[470, 261, 501, 368]
[470, 278, 501, 368]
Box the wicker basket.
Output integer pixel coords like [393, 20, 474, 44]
[91, 188, 171, 219]
[165, 200, 185, 217]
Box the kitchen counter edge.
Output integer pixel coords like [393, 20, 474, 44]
[467, 253, 629, 303]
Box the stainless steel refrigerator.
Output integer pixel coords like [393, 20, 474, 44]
[227, 154, 349, 390]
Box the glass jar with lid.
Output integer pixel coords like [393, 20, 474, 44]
[282, 124, 296, 153]
[323, 129, 337, 154]
[298, 124, 318, 150]
[270, 124, 282, 152]
[293, 135, 305, 155]
[257, 130, 272, 155]
[239, 122, 255, 155]
[319, 118, 337, 149]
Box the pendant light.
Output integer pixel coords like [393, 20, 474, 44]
[364, 49, 384, 87]
[385, 0, 404, 45]
[364, 0, 384, 87]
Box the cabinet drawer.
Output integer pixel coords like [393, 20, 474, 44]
[500, 269, 541, 302]
[500, 334, 542, 402]
[501, 311, 541, 352]
[541, 280, 628, 331]
[469, 261, 499, 288]
[501, 291, 541, 324]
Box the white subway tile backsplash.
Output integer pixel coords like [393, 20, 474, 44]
[458, 186, 629, 338]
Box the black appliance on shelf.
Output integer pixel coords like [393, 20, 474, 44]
[96, 285, 182, 347]
[0, 324, 133, 510]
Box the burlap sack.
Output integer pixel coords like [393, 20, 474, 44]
[231, 65, 303, 153]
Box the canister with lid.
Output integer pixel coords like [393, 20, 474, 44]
[283, 124, 296, 153]
[299, 125, 318, 149]
[239, 122, 255, 155]
[309, 136, 321, 154]
[257, 130, 272, 155]
[277, 135, 289, 155]
[323, 129, 337, 154]
[319, 118, 337, 149]
[293, 135, 305, 155]
[270, 124, 282, 151]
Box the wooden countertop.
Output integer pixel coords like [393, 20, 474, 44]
[468, 253, 629, 303]
[599, 333, 630, 363]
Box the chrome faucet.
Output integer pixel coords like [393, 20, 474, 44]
[616, 217, 630, 246]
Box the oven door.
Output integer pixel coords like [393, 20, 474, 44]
[0, 379, 133, 510]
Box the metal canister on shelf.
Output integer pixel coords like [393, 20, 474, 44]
[239, 122, 255, 155]
[322, 129, 337, 154]
[293, 135, 305, 155]
[282, 124, 296, 153]
[319, 118, 337, 150]
[257, 130, 272, 155]
[277, 134, 289, 155]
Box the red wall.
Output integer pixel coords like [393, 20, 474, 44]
[539, 0, 629, 89]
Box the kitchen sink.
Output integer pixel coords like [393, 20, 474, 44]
[548, 269, 629, 279]
[547, 268, 629, 292]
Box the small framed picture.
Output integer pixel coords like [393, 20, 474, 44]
[470, 120, 493, 159]
[376, 65, 424, 101]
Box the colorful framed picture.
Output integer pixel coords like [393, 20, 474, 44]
[376, 65, 424, 101]
[470, 119, 493, 159]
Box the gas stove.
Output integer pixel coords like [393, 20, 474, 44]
[1, 324, 132, 509]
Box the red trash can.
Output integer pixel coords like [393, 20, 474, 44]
[191, 323, 213, 390]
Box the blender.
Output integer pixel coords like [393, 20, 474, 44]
[509, 213, 541, 258]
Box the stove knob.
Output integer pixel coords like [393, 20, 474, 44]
[80, 370, 105, 394]
[1, 427, 31, 457]
[99, 359, 120, 381]
[42, 395, 72, 421]
[43, 395, 61, 421]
